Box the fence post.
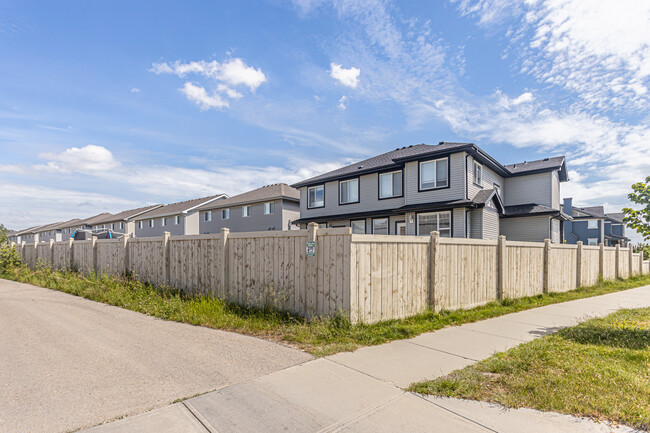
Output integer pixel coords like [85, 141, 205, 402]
[576, 241, 583, 288]
[497, 235, 506, 300]
[543, 239, 551, 294]
[91, 236, 98, 274]
[162, 231, 170, 284]
[49, 239, 54, 266]
[599, 243, 604, 278]
[615, 244, 620, 279]
[220, 228, 230, 298]
[69, 238, 74, 270]
[640, 250, 645, 275]
[123, 236, 129, 276]
[306, 222, 319, 316]
[629, 244, 634, 277]
[429, 231, 439, 311]
[21, 241, 26, 263]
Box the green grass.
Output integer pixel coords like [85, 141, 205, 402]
[2, 264, 650, 357]
[410, 308, 650, 430]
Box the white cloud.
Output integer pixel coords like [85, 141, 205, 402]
[338, 95, 348, 110]
[130, 87, 140, 93]
[37, 144, 120, 174]
[151, 57, 267, 110]
[330, 63, 360, 88]
[180, 82, 229, 110]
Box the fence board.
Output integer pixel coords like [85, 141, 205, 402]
[548, 245, 577, 292]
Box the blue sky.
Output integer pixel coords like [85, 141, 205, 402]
[1, 0, 649, 241]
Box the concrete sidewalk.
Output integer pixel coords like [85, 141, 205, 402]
[83, 285, 650, 433]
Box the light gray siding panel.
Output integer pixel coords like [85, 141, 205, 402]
[469, 209, 482, 239]
[199, 200, 297, 233]
[404, 152, 466, 205]
[134, 215, 185, 237]
[452, 208, 465, 238]
[551, 218, 561, 243]
[299, 172, 405, 218]
[551, 171, 560, 209]
[504, 172, 553, 207]
[467, 155, 505, 200]
[500, 215, 551, 242]
[184, 212, 199, 235]
[482, 209, 500, 240]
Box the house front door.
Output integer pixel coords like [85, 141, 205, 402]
[395, 221, 406, 235]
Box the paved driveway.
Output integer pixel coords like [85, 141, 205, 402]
[0, 279, 312, 433]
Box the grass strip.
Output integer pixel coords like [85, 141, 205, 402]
[2, 265, 650, 357]
[410, 307, 650, 431]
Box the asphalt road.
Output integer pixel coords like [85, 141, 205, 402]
[0, 279, 312, 433]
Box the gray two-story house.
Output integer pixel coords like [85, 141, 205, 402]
[133, 194, 227, 237]
[196, 183, 300, 233]
[292, 142, 569, 242]
[59, 214, 111, 241]
[91, 204, 163, 238]
[562, 199, 630, 246]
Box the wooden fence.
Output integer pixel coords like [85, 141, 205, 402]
[11, 224, 650, 324]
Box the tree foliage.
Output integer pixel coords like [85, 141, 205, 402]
[623, 176, 650, 241]
[0, 223, 8, 244]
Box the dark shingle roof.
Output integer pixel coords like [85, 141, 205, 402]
[504, 156, 568, 180]
[92, 204, 164, 224]
[605, 212, 625, 223]
[133, 194, 227, 219]
[197, 184, 299, 211]
[504, 204, 571, 220]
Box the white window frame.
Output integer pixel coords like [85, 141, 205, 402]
[419, 157, 449, 190]
[204, 211, 212, 222]
[110, 223, 114, 230]
[587, 238, 598, 246]
[473, 161, 482, 186]
[416, 211, 452, 237]
[264, 202, 275, 215]
[149, 219, 154, 228]
[222, 208, 230, 220]
[339, 178, 359, 204]
[372, 218, 389, 235]
[174, 215, 180, 225]
[242, 205, 252, 218]
[351, 219, 366, 234]
[587, 219, 598, 229]
[119, 222, 124, 230]
[379, 170, 403, 199]
[161, 217, 167, 227]
[138, 221, 143, 230]
[307, 185, 325, 209]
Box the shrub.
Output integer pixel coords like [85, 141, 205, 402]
[0, 244, 22, 271]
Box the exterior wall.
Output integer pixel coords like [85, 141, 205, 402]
[452, 208, 466, 238]
[504, 172, 553, 207]
[468, 209, 482, 239]
[404, 152, 467, 205]
[566, 219, 603, 245]
[134, 215, 185, 237]
[467, 155, 505, 200]
[37, 230, 62, 243]
[551, 218, 561, 243]
[500, 215, 551, 242]
[299, 172, 406, 219]
[199, 200, 299, 233]
[551, 171, 560, 209]
[185, 212, 199, 235]
[482, 208, 500, 240]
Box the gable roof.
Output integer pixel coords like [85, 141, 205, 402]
[471, 189, 505, 213]
[504, 204, 572, 220]
[58, 213, 112, 230]
[197, 184, 299, 211]
[292, 142, 567, 188]
[605, 212, 625, 224]
[133, 194, 228, 219]
[92, 204, 164, 224]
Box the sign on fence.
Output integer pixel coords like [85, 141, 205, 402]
[305, 241, 316, 257]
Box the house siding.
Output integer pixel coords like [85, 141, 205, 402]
[469, 209, 482, 238]
[199, 200, 299, 233]
[134, 215, 185, 237]
[500, 215, 551, 242]
[504, 172, 553, 207]
[482, 208, 500, 240]
[404, 152, 466, 205]
[467, 155, 505, 200]
[551, 218, 561, 243]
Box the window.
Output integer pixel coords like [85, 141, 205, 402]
[242, 205, 251, 217]
[161, 217, 167, 227]
[339, 178, 359, 204]
[419, 158, 448, 190]
[149, 219, 154, 228]
[174, 215, 180, 225]
[110, 223, 114, 230]
[588, 220, 598, 229]
[372, 218, 389, 235]
[417, 211, 451, 237]
[102, 224, 106, 229]
[264, 202, 275, 215]
[318, 223, 327, 229]
[473, 161, 482, 186]
[587, 238, 598, 246]
[222, 209, 230, 220]
[351, 220, 366, 234]
[204, 211, 212, 222]
[308, 185, 325, 208]
[379, 171, 403, 199]
[119, 222, 124, 230]
[138, 221, 143, 229]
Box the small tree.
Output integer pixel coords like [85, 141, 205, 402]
[623, 176, 650, 242]
[0, 223, 8, 244]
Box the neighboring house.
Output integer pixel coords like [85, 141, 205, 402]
[7, 226, 38, 244]
[90, 204, 164, 238]
[562, 199, 630, 246]
[133, 194, 228, 237]
[292, 142, 570, 242]
[196, 184, 300, 234]
[59, 214, 112, 241]
[35, 220, 78, 243]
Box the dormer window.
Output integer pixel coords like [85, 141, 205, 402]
[419, 157, 448, 190]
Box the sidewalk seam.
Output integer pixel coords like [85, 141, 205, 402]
[182, 401, 218, 433]
[410, 393, 499, 433]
